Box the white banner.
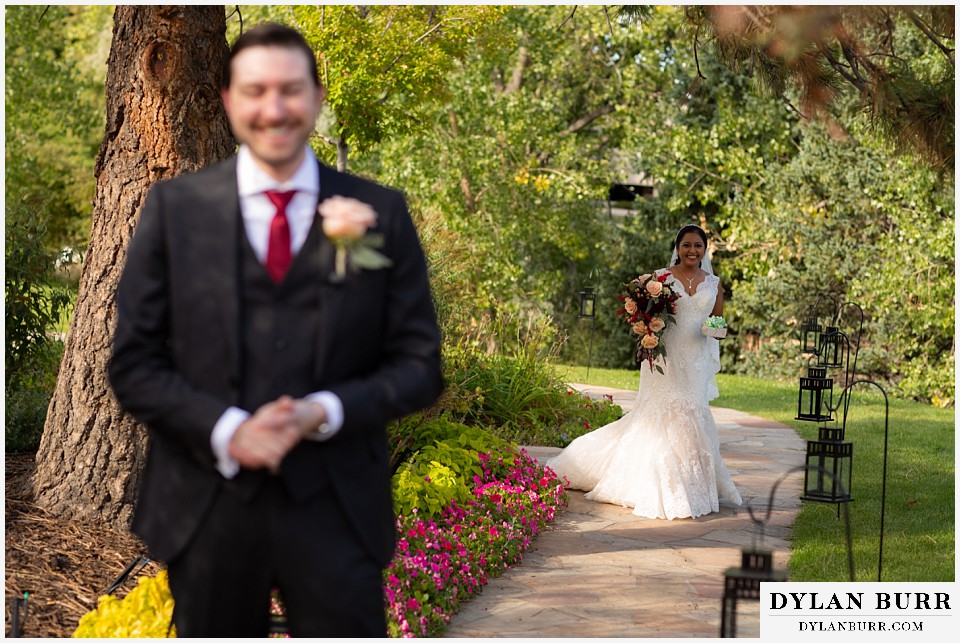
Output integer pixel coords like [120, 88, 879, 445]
[761, 583, 956, 640]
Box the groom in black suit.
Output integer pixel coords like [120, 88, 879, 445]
[109, 23, 442, 637]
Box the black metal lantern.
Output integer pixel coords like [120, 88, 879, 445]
[817, 326, 844, 368]
[578, 286, 596, 319]
[801, 425, 853, 504]
[800, 316, 821, 354]
[720, 548, 788, 637]
[796, 365, 833, 422]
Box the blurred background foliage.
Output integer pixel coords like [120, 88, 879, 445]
[5, 4, 954, 454]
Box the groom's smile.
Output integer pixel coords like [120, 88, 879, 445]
[221, 45, 324, 182]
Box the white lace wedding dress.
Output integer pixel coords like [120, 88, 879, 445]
[547, 271, 742, 519]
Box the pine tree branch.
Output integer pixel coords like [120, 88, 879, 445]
[839, 41, 870, 90]
[905, 8, 955, 68]
[817, 42, 865, 92]
[603, 5, 615, 42]
[694, 23, 707, 80]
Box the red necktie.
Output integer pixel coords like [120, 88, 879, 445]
[264, 190, 296, 283]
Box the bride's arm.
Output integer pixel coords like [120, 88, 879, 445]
[711, 278, 724, 317]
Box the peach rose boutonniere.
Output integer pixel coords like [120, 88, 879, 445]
[615, 270, 681, 374]
[318, 196, 393, 279]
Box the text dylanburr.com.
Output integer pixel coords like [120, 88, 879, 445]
[760, 583, 955, 639]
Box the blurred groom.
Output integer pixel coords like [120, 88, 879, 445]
[109, 23, 443, 637]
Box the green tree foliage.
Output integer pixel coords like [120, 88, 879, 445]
[614, 8, 954, 405]
[4, 5, 111, 247]
[6, 5, 951, 409]
[293, 5, 509, 171]
[361, 6, 664, 328]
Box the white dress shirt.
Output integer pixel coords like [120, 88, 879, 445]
[211, 145, 344, 478]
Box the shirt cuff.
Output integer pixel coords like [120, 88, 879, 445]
[303, 391, 343, 441]
[211, 406, 250, 479]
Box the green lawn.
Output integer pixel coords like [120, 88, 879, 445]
[555, 364, 955, 582]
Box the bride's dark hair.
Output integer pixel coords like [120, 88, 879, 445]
[672, 225, 708, 265]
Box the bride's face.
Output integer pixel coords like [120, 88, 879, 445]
[676, 232, 705, 268]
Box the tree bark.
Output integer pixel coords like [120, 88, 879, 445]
[34, 6, 234, 527]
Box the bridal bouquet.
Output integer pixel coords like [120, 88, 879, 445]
[616, 272, 680, 374]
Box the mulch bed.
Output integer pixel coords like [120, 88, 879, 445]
[5, 452, 158, 638]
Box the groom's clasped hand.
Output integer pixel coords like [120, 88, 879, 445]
[227, 396, 327, 471]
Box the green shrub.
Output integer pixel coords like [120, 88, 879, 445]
[5, 205, 74, 451]
[5, 362, 60, 452]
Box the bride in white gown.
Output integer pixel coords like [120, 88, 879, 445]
[547, 225, 742, 519]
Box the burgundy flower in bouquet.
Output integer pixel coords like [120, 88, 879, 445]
[616, 272, 680, 374]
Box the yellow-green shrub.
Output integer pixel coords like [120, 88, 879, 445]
[73, 570, 175, 638]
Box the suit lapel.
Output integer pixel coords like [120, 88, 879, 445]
[203, 158, 243, 385]
[313, 160, 345, 381]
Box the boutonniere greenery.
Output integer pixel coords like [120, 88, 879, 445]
[317, 196, 392, 279]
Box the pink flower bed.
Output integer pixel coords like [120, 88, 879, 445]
[385, 449, 567, 637]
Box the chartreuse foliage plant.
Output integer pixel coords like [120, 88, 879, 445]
[73, 571, 175, 638]
[393, 419, 516, 518]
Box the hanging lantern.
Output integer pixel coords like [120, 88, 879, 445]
[800, 316, 821, 354]
[578, 286, 596, 319]
[801, 425, 853, 504]
[817, 326, 843, 368]
[796, 366, 833, 422]
[720, 549, 788, 637]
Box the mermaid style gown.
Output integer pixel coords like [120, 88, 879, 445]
[547, 271, 742, 520]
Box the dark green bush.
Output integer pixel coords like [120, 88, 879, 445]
[5, 205, 74, 451]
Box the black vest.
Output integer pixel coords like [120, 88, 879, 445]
[232, 215, 331, 501]
[238, 218, 323, 410]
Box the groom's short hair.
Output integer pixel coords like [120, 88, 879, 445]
[222, 22, 321, 88]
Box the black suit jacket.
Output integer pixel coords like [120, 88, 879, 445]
[109, 156, 443, 565]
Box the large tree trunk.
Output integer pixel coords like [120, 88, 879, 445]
[34, 6, 234, 527]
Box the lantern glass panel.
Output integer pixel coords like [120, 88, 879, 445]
[579, 288, 596, 319]
[796, 369, 833, 422]
[801, 317, 821, 354]
[802, 439, 853, 503]
[817, 327, 843, 367]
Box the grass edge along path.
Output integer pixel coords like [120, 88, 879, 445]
[555, 364, 955, 583]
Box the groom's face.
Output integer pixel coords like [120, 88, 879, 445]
[221, 45, 324, 181]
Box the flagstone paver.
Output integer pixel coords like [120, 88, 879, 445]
[445, 384, 806, 638]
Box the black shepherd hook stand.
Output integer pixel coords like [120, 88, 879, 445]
[841, 379, 891, 582]
[720, 465, 854, 638]
[747, 464, 856, 581]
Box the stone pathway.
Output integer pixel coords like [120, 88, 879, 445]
[445, 384, 806, 638]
